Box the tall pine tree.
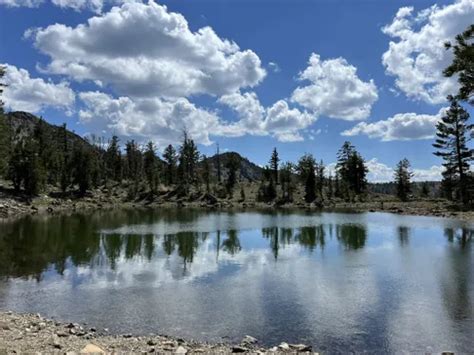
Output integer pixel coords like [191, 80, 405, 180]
[433, 96, 473, 204]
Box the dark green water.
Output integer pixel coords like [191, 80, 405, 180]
[0, 209, 472, 353]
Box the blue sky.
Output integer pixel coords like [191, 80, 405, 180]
[0, 0, 472, 181]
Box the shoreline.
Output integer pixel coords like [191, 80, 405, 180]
[0, 311, 313, 354]
[1, 193, 473, 223]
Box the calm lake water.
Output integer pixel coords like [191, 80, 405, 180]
[0, 209, 473, 353]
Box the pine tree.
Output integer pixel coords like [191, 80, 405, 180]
[269, 147, 279, 184]
[297, 153, 316, 203]
[280, 161, 294, 202]
[72, 145, 97, 196]
[125, 140, 143, 197]
[433, 96, 473, 205]
[201, 155, 211, 193]
[225, 154, 240, 196]
[105, 136, 122, 183]
[315, 160, 325, 199]
[421, 182, 430, 197]
[216, 143, 222, 184]
[178, 132, 200, 190]
[143, 141, 159, 194]
[394, 158, 413, 201]
[444, 24, 474, 105]
[163, 144, 177, 185]
[336, 141, 368, 198]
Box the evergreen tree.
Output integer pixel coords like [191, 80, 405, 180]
[444, 24, 474, 105]
[105, 136, 122, 183]
[201, 155, 211, 193]
[225, 154, 240, 196]
[59, 123, 71, 193]
[421, 182, 430, 197]
[178, 132, 200, 191]
[72, 145, 97, 196]
[315, 160, 325, 199]
[269, 147, 279, 184]
[336, 141, 368, 198]
[394, 158, 413, 201]
[433, 96, 473, 205]
[143, 141, 159, 194]
[216, 143, 222, 184]
[297, 153, 316, 203]
[125, 140, 143, 197]
[163, 144, 177, 185]
[280, 161, 294, 202]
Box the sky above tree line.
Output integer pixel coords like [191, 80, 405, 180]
[0, 0, 473, 182]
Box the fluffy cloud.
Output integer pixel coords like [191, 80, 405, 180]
[291, 53, 378, 120]
[27, 0, 266, 99]
[51, 0, 106, 13]
[2, 64, 75, 113]
[341, 107, 447, 141]
[218, 91, 316, 142]
[382, 0, 474, 104]
[79, 91, 221, 146]
[0, 0, 43, 7]
[367, 158, 443, 182]
[328, 158, 443, 182]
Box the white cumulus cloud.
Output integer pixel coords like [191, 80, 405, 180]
[78, 91, 221, 147]
[27, 0, 266, 99]
[382, 0, 474, 104]
[51, 0, 107, 13]
[2, 63, 75, 113]
[0, 0, 43, 7]
[341, 107, 447, 141]
[291, 53, 378, 121]
[218, 91, 316, 142]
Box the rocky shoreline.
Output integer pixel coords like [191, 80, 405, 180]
[0, 311, 314, 354]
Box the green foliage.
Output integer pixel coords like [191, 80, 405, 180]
[394, 158, 413, 201]
[336, 141, 368, 199]
[0, 66, 10, 178]
[105, 136, 122, 183]
[163, 144, 177, 185]
[433, 96, 473, 205]
[269, 147, 279, 184]
[178, 132, 200, 192]
[201, 155, 211, 193]
[297, 153, 316, 203]
[225, 154, 240, 196]
[444, 24, 474, 105]
[279, 161, 294, 203]
[143, 141, 159, 194]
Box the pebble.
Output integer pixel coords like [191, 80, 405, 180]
[241, 335, 258, 345]
[175, 345, 187, 354]
[232, 346, 247, 353]
[278, 342, 290, 350]
[80, 343, 106, 354]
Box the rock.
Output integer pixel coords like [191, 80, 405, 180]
[278, 342, 290, 350]
[90, 327, 97, 332]
[56, 331, 68, 337]
[290, 344, 312, 352]
[66, 323, 75, 329]
[175, 346, 188, 354]
[232, 346, 247, 353]
[241, 335, 258, 345]
[80, 343, 106, 354]
[51, 335, 62, 349]
[69, 328, 77, 335]
[123, 333, 133, 338]
[147, 339, 157, 346]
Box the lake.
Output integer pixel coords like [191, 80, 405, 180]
[0, 209, 472, 353]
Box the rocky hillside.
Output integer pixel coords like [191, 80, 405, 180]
[203, 152, 264, 182]
[6, 111, 92, 149]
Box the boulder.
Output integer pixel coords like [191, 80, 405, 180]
[80, 344, 106, 354]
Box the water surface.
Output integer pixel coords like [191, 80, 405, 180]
[0, 209, 472, 353]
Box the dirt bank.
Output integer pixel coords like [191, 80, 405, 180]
[0, 311, 314, 354]
[1, 181, 472, 223]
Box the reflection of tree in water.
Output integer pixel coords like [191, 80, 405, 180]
[0, 214, 100, 280]
[262, 227, 279, 260]
[295, 225, 325, 251]
[439, 228, 472, 322]
[221, 230, 241, 256]
[336, 224, 367, 250]
[397, 226, 410, 246]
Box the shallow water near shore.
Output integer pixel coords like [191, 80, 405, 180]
[0, 209, 472, 353]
